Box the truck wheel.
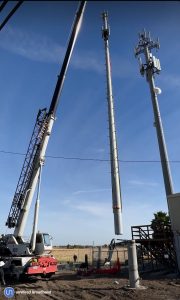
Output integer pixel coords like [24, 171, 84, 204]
[41, 272, 54, 279]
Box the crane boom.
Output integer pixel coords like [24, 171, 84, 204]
[6, 108, 48, 229]
[6, 0, 86, 239]
[48, 0, 86, 116]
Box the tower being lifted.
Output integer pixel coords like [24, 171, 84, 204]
[102, 12, 123, 235]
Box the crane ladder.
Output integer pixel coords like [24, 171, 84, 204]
[6, 108, 48, 228]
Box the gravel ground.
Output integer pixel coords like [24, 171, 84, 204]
[0, 270, 180, 300]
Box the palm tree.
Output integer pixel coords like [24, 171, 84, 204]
[151, 211, 172, 239]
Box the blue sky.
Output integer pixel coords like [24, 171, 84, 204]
[0, 1, 180, 246]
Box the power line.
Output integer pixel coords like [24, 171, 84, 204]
[0, 150, 25, 156]
[0, 149, 180, 163]
[46, 155, 109, 162]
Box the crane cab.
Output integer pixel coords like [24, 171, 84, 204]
[34, 233, 52, 255]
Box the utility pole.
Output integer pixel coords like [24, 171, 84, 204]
[102, 12, 123, 235]
[134, 30, 174, 202]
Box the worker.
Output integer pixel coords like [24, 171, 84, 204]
[79, 254, 89, 270]
[0, 257, 6, 285]
[73, 254, 77, 263]
[85, 254, 88, 269]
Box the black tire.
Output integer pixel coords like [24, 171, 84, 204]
[41, 272, 54, 279]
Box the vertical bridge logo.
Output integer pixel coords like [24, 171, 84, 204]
[4, 287, 15, 298]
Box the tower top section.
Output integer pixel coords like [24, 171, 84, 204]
[134, 29, 160, 57]
[102, 11, 110, 41]
[134, 29, 161, 76]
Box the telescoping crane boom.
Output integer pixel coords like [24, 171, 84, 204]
[0, 0, 86, 279]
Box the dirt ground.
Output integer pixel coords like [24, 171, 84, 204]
[1, 270, 180, 300]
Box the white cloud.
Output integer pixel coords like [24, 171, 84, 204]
[111, 55, 136, 78]
[0, 26, 133, 78]
[159, 74, 180, 89]
[128, 180, 158, 187]
[0, 26, 65, 63]
[73, 188, 111, 195]
[74, 202, 110, 217]
[0, 26, 104, 73]
[37, 198, 166, 244]
[95, 148, 106, 153]
[59, 196, 111, 217]
[72, 53, 103, 73]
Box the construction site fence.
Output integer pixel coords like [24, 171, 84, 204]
[52, 246, 128, 264]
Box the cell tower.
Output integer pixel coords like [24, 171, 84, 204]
[134, 30, 174, 200]
[134, 31, 180, 271]
[102, 12, 123, 235]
